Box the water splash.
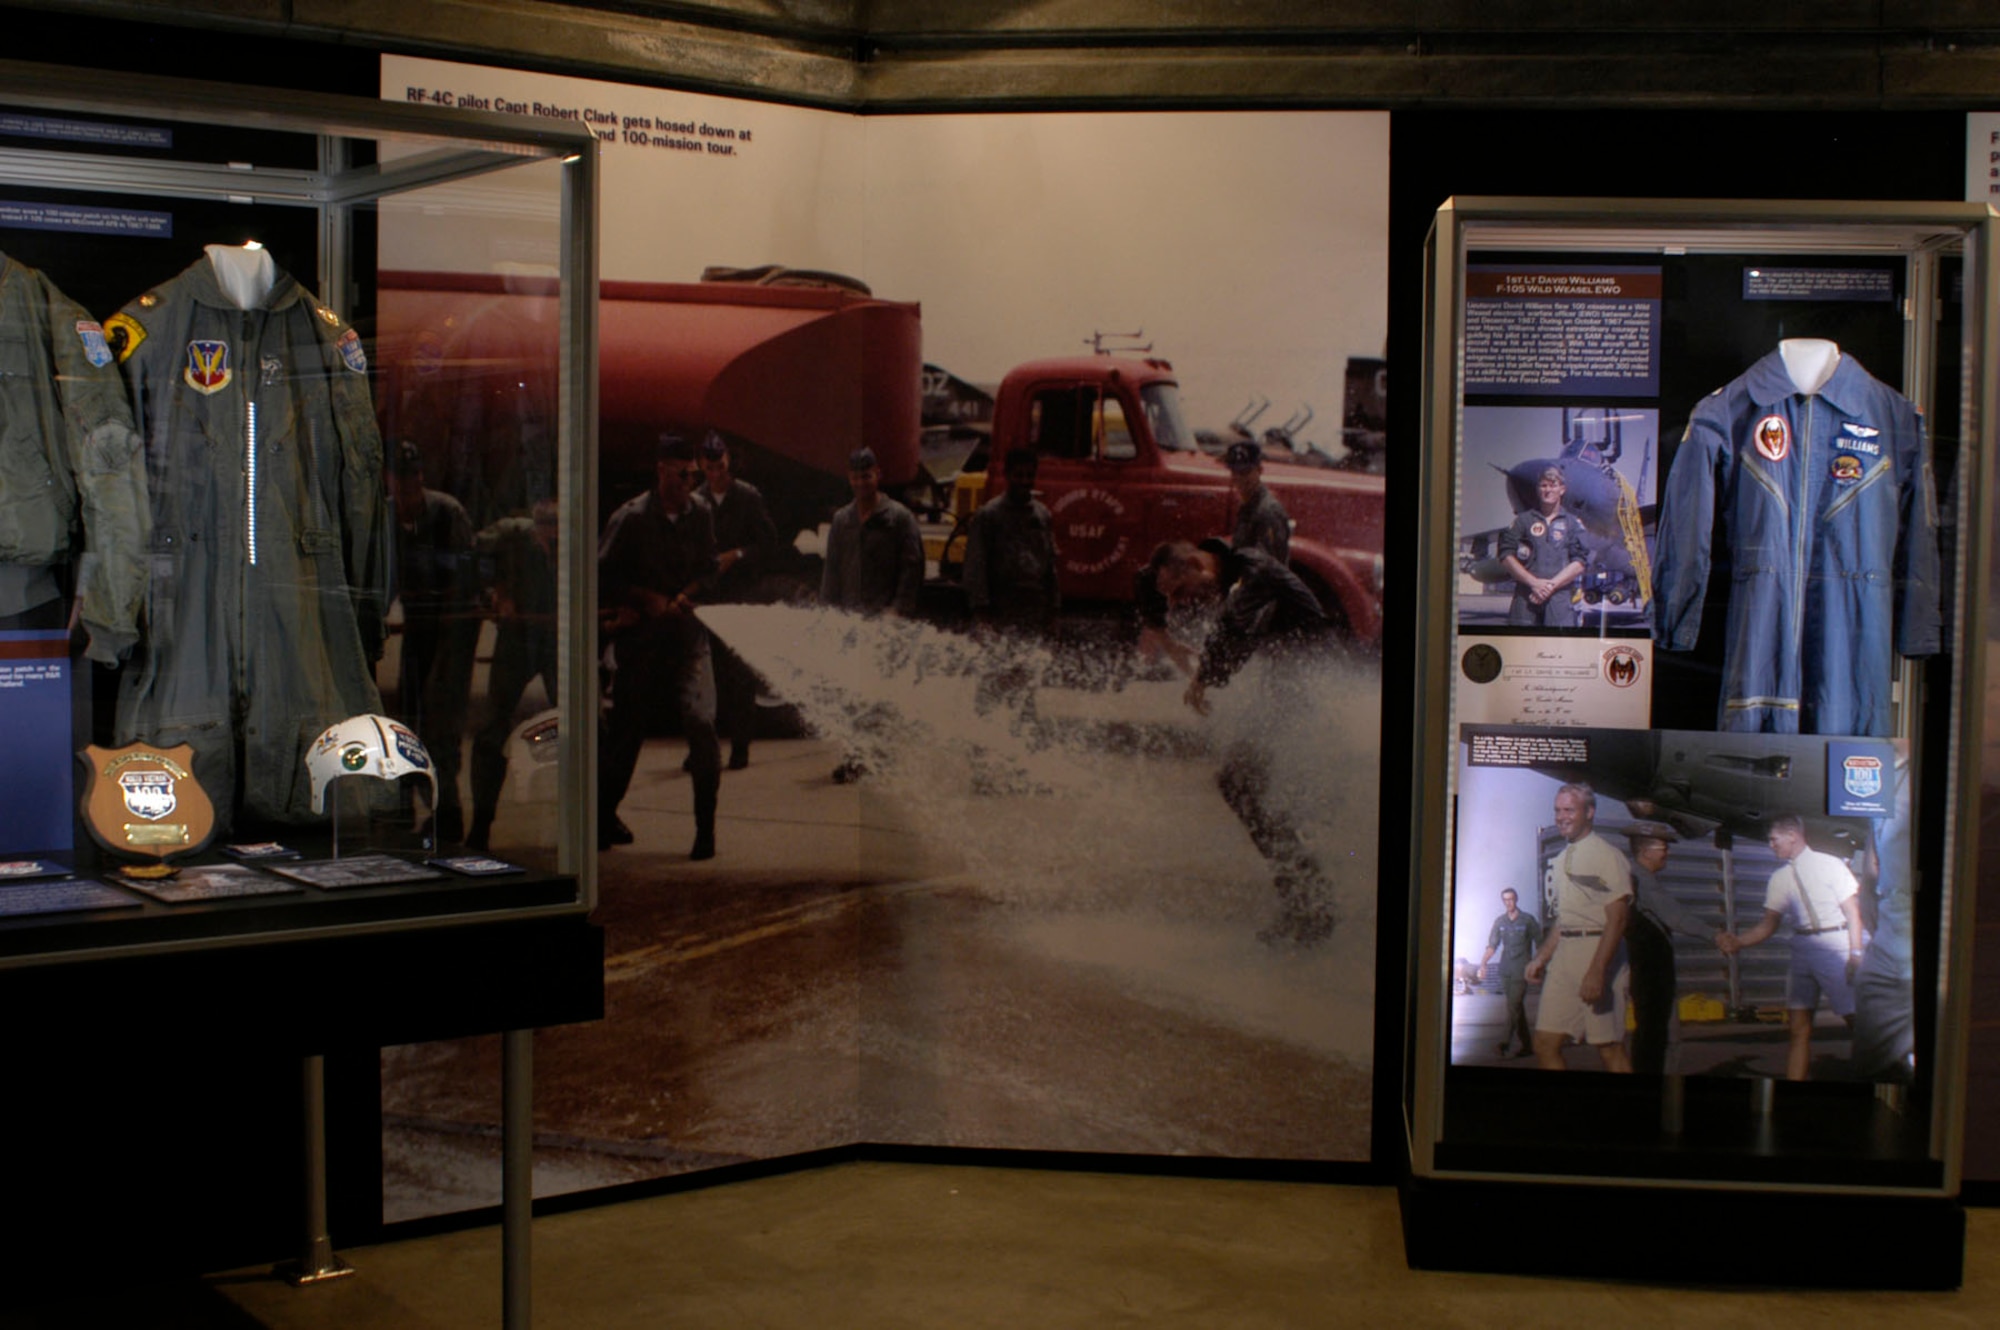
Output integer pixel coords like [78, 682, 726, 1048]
[696, 604, 1380, 934]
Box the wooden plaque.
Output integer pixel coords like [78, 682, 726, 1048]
[80, 743, 217, 863]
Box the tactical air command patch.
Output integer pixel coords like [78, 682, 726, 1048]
[1831, 454, 1864, 482]
[184, 340, 232, 394]
[1754, 414, 1790, 462]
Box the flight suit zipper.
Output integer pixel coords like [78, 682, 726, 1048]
[1794, 395, 1812, 677]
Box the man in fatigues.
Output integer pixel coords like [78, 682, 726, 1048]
[1721, 814, 1864, 1081]
[964, 448, 1060, 636]
[821, 446, 924, 618]
[819, 446, 924, 782]
[1148, 538, 1336, 945]
[1622, 821, 1731, 1076]
[598, 435, 721, 860]
[1226, 440, 1292, 563]
[390, 441, 477, 843]
[695, 429, 778, 770]
[964, 449, 1061, 732]
[1524, 782, 1633, 1072]
[1478, 887, 1543, 1058]
[1501, 466, 1587, 627]
[465, 496, 559, 853]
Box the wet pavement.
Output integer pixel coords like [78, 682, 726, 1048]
[384, 666, 1379, 1221]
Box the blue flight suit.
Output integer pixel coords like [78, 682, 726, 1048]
[1653, 350, 1940, 736]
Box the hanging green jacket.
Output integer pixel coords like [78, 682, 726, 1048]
[107, 255, 388, 825]
[0, 251, 149, 661]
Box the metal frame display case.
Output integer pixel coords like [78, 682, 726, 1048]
[0, 62, 602, 1323]
[1405, 198, 1994, 1287]
[0, 59, 600, 957]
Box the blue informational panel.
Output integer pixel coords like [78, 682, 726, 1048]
[1828, 738, 1897, 817]
[0, 630, 73, 855]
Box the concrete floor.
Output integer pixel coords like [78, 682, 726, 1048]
[8, 1162, 1990, 1329]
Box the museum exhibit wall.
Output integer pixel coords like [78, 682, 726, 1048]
[370, 54, 1389, 1221]
[6, 4, 2000, 1261]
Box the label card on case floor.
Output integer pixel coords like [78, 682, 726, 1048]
[0, 880, 141, 917]
[116, 863, 304, 904]
[264, 855, 448, 890]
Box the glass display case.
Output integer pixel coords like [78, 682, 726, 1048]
[1405, 198, 1993, 1283]
[0, 59, 599, 964]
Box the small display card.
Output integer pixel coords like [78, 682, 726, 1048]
[428, 855, 526, 877]
[0, 859, 73, 882]
[0, 879, 141, 918]
[219, 841, 303, 861]
[116, 862, 303, 904]
[263, 854, 448, 890]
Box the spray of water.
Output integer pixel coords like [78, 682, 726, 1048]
[697, 605, 1380, 927]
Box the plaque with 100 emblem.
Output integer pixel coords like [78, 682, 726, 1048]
[79, 743, 217, 866]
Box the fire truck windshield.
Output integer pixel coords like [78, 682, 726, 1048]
[1142, 383, 1197, 453]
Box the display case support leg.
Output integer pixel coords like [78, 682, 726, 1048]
[503, 1028, 533, 1330]
[1660, 1073, 1685, 1136]
[280, 1053, 355, 1286]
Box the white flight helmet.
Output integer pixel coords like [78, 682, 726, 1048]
[308, 714, 438, 814]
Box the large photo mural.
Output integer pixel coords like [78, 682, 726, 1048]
[377, 55, 1388, 1217]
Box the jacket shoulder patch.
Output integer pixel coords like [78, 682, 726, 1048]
[104, 312, 147, 363]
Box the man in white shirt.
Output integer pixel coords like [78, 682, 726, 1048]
[1523, 782, 1633, 1072]
[1721, 814, 1864, 1081]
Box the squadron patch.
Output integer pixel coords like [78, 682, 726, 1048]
[1529, 521, 1547, 538]
[336, 327, 368, 373]
[183, 340, 232, 395]
[1754, 414, 1790, 462]
[74, 320, 112, 368]
[1831, 453, 1864, 481]
[104, 312, 146, 363]
[1603, 645, 1642, 688]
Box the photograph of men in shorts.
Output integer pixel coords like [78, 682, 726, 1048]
[1522, 782, 1633, 1073]
[1720, 813, 1864, 1082]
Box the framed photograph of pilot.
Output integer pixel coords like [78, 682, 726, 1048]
[1456, 405, 1659, 632]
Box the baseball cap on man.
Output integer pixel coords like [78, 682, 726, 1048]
[700, 430, 729, 459]
[848, 447, 878, 471]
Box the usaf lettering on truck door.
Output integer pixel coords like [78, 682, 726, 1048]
[1028, 384, 1142, 600]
